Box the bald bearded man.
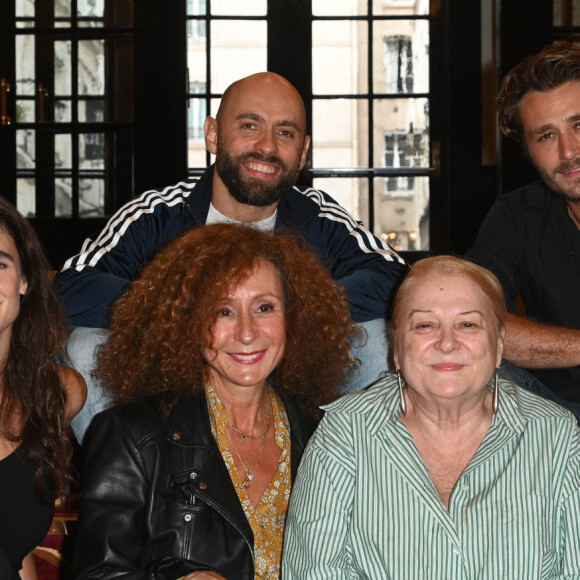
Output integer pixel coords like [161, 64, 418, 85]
[55, 72, 408, 441]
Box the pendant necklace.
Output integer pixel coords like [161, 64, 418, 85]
[227, 392, 272, 443]
[227, 394, 272, 489]
[228, 423, 259, 443]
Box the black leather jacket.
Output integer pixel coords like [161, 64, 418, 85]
[73, 393, 316, 580]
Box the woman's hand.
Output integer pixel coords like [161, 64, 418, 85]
[19, 553, 39, 580]
[177, 572, 227, 580]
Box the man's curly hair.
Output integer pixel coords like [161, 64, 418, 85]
[97, 223, 360, 419]
[498, 41, 580, 143]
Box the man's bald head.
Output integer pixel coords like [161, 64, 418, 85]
[204, 72, 311, 220]
[216, 72, 308, 134]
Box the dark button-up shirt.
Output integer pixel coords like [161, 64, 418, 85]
[467, 180, 580, 402]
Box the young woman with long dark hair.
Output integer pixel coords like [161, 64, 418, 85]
[0, 197, 86, 579]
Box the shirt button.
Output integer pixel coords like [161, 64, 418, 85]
[199, 481, 208, 490]
[453, 547, 460, 556]
[462, 483, 469, 492]
[171, 432, 181, 441]
[184, 513, 192, 522]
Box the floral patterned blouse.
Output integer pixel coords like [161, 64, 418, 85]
[205, 382, 291, 580]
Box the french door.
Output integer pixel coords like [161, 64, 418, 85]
[0, 0, 135, 266]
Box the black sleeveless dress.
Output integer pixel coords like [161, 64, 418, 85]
[0, 448, 54, 579]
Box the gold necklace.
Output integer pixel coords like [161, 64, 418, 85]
[227, 393, 272, 443]
[227, 394, 273, 489]
[228, 423, 261, 443]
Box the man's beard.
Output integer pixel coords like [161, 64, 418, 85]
[215, 150, 301, 207]
[535, 157, 580, 203]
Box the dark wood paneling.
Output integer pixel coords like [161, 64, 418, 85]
[134, 0, 187, 193]
[498, 0, 553, 194]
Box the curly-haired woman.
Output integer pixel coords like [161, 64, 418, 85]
[73, 223, 358, 580]
[0, 197, 86, 579]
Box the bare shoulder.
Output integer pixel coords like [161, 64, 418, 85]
[58, 365, 87, 423]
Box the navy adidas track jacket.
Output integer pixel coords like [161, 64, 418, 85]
[55, 166, 408, 329]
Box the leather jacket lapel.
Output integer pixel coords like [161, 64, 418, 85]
[167, 395, 254, 546]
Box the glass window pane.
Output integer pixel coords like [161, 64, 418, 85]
[55, 41, 72, 95]
[554, 0, 561, 24]
[79, 179, 105, 216]
[79, 99, 105, 122]
[55, 0, 71, 18]
[79, 20, 104, 28]
[80, 133, 105, 169]
[78, 40, 105, 95]
[187, 17, 207, 43]
[16, 35, 35, 95]
[313, 177, 367, 223]
[16, 0, 34, 27]
[55, 177, 73, 217]
[188, 96, 206, 140]
[313, 0, 365, 16]
[188, 32, 207, 85]
[17, 178, 35, 217]
[78, 0, 105, 18]
[188, 146, 207, 168]
[210, 21, 267, 93]
[374, 175, 429, 250]
[551, 0, 580, 24]
[212, 0, 266, 16]
[16, 129, 35, 169]
[16, 0, 34, 17]
[55, 99, 72, 122]
[188, 94, 206, 166]
[187, 0, 207, 43]
[210, 97, 222, 118]
[374, 19, 429, 94]
[373, 98, 429, 168]
[313, 99, 368, 168]
[188, 0, 207, 16]
[313, 21, 367, 94]
[16, 100, 35, 122]
[374, 0, 430, 16]
[55, 134, 72, 169]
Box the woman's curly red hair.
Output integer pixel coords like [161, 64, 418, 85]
[97, 223, 359, 418]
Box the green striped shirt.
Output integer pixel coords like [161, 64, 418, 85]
[282, 375, 580, 579]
